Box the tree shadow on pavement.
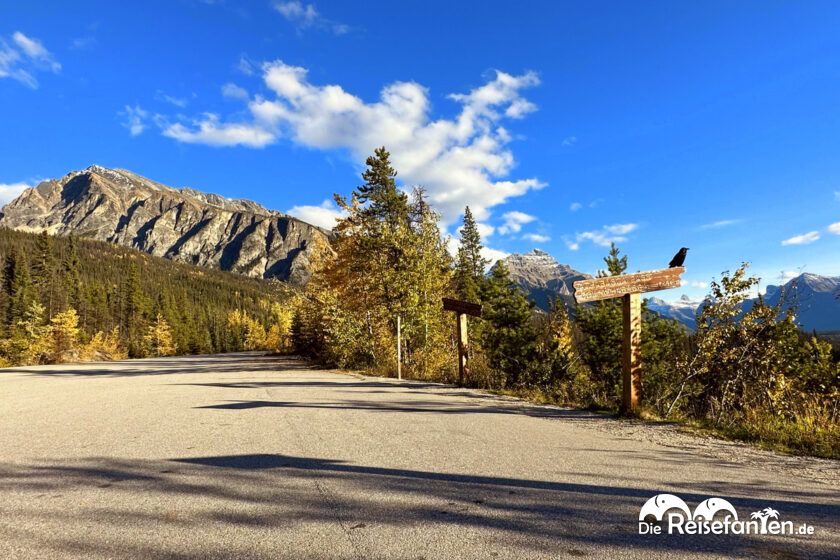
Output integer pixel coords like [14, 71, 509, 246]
[0, 454, 836, 559]
[6, 353, 319, 378]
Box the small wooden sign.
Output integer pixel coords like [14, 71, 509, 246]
[442, 297, 483, 317]
[572, 266, 685, 414]
[573, 267, 684, 304]
[442, 297, 482, 387]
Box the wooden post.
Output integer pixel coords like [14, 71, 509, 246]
[457, 312, 469, 386]
[442, 298, 482, 387]
[396, 315, 402, 380]
[621, 293, 641, 413]
[573, 267, 685, 414]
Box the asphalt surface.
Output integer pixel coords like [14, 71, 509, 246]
[0, 352, 837, 559]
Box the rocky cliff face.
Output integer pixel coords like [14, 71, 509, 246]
[500, 249, 592, 311]
[0, 165, 330, 285]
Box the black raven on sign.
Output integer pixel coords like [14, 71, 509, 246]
[669, 247, 689, 268]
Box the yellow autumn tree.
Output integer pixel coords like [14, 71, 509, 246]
[81, 327, 127, 361]
[144, 313, 177, 357]
[8, 302, 53, 365]
[50, 308, 80, 363]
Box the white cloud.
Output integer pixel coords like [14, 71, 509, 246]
[286, 198, 346, 229]
[475, 222, 495, 239]
[566, 223, 638, 249]
[0, 182, 31, 206]
[0, 31, 60, 88]
[561, 136, 577, 147]
[163, 62, 544, 224]
[780, 270, 800, 281]
[163, 114, 275, 147]
[155, 90, 191, 108]
[569, 202, 582, 211]
[699, 219, 741, 229]
[221, 82, 249, 100]
[120, 105, 149, 136]
[828, 222, 840, 235]
[522, 233, 550, 243]
[274, 1, 348, 35]
[680, 279, 708, 289]
[481, 246, 509, 266]
[498, 210, 536, 235]
[237, 56, 256, 76]
[70, 36, 96, 50]
[781, 231, 820, 246]
[12, 32, 60, 71]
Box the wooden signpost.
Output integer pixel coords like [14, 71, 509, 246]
[573, 267, 685, 413]
[442, 297, 483, 386]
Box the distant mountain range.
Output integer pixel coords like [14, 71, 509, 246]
[500, 250, 840, 333]
[646, 295, 703, 330]
[744, 273, 840, 333]
[0, 165, 330, 285]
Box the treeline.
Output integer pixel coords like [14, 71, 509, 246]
[294, 147, 839, 457]
[0, 228, 296, 365]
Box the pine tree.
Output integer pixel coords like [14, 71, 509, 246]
[454, 206, 488, 303]
[577, 243, 629, 404]
[121, 261, 144, 355]
[599, 242, 628, 277]
[356, 146, 409, 226]
[6, 250, 35, 330]
[31, 231, 58, 318]
[480, 261, 537, 387]
[63, 235, 83, 314]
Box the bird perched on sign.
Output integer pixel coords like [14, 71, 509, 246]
[669, 248, 689, 268]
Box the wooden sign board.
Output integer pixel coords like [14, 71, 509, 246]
[442, 297, 482, 317]
[573, 267, 684, 304]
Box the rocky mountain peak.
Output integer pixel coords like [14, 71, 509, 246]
[500, 250, 591, 310]
[0, 165, 330, 285]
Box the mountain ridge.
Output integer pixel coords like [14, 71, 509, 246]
[0, 165, 330, 285]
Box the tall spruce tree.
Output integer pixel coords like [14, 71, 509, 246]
[576, 243, 628, 404]
[599, 242, 628, 277]
[31, 231, 58, 318]
[455, 206, 488, 303]
[356, 146, 409, 226]
[480, 261, 537, 387]
[6, 250, 35, 330]
[63, 235, 82, 313]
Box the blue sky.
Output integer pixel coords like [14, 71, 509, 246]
[2, 1, 839, 301]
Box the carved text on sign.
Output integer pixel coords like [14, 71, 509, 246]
[573, 267, 684, 304]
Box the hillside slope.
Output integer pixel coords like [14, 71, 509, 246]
[0, 228, 296, 358]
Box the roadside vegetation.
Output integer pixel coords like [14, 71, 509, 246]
[2, 148, 836, 458]
[293, 147, 840, 458]
[0, 228, 296, 365]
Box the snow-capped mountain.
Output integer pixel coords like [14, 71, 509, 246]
[646, 295, 702, 330]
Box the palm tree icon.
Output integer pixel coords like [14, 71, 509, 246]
[750, 507, 780, 533]
[762, 507, 779, 519]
